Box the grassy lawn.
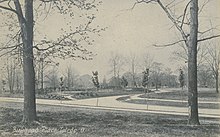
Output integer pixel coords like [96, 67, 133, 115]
[123, 88, 219, 109]
[125, 99, 220, 109]
[139, 88, 219, 101]
[0, 106, 220, 137]
[0, 89, 142, 100]
[66, 89, 142, 100]
[0, 92, 71, 100]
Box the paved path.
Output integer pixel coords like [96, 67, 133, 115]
[0, 91, 220, 119]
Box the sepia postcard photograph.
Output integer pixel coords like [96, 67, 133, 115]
[0, 0, 219, 136]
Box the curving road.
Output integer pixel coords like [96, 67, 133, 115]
[0, 90, 220, 119]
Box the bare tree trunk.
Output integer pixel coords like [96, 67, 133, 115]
[216, 73, 219, 93]
[131, 60, 136, 88]
[67, 67, 71, 90]
[15, 70, 21, 92]
[40, 57, 44, 93]
[113, 61, 117, 88]
[187, 0, 200, 125]
[6, 59, 15, 94]
[14, 0, 37, 123]
[53, 67, 56, 91]
[37, 61, 41, 91]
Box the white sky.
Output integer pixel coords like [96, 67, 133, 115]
[56, 0, 220, 80]
[56, 1, 180, 78]
[0, 0, 220, 80]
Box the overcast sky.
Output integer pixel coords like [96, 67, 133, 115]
[0, 0, 220, 80]
[56, 0, 220, 79]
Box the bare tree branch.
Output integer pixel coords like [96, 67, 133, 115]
[180, 1, 190, 29]
[165, 0, 175, 8]
[153, 39, 185, 47]
[0, 5, 17, 14]
[0, 46, 18, 57]
[34, 15, 96, 53]
[198, 35, 220, 42]
[0, 43, 22, 51]
[198, 27, 219, 35]
[198, 0, 211, 15]
[130, 0, 157, 10]
[0, 0, 26, 22]
[13, 0, 27, 25]
[0, 0, 9, 3]
[157, 0, 188, 46]
[153, 34, 220, 47]
[1, 30, 21, 48]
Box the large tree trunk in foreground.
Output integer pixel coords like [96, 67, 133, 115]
[14, 0, 37, 123]
[187, 0, 200, 125]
